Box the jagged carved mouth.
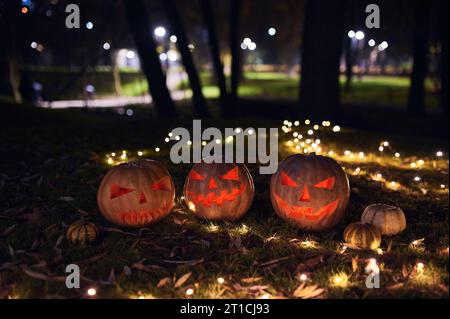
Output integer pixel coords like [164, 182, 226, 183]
[188, 184, 247, 208]
[274, 193, 339, 221]
[119, 201, 172, 225]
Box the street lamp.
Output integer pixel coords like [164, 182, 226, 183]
[154, 26, 166, 38]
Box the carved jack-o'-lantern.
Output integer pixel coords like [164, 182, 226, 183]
[183, 163, 255, 221]
[97, 160, 175, 227]
[270, 153, 349, 232]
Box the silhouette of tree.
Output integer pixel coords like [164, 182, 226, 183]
[123, 0, 177, 117]
[163, 0, 209, 117]
[299, 0, 346, 120]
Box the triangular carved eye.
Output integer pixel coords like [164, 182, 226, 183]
[189, 170, 205, 180]
[281, 171, 297, 187]
[110, 184, 134, 199]
[220, 167, 239, 181]
[151, 176, 172, 191]
[139, 191, 147, 204]
[314, 177, 335, 190]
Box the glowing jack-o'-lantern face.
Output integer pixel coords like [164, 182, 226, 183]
[97, 160, 175, 227]
[270, 154, 349, 232]
[183, 163, 255, 221]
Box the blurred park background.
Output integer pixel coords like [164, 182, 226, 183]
[0, 0, 448, 121]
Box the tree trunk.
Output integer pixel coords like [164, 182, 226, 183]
[111, 51, 122, 97]
[163, 0, 210, 117]
[0, 1, 22, 102]
[201, 0, 228, 112]
[123, 0, 177, 117]
[407, 0, 431, 116]
[344, 0, 356, 92]
[228, 0, 242, 115]
[299, 0, 346, 120]
[438, 0, 448, 116]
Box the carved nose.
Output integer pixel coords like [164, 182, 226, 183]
[299, 185, 311, 202]
[207, 178, 218, 189]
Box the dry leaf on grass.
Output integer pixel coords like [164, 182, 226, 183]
[241, 277, 263, 284]
[157, 277, 172, 288]
[174, 272, 192, 288]
[293, 283, 325, 299]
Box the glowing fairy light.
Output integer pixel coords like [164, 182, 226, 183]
[436, 151, 443, 157]
[376, 248, 384, 255]
[138, 151, 144, 156]
[294, 138, 299, 143]
[299, 274, 308, 281]
[382, 141, 389, 147]
[283, 120, 289, 125]
[121, 153, 127, 160]
[414, 176, 421, 182]
[165, 137, 170, 142]
[155, 147, 160, 152]
[358, 152, 365, 159]
[315, 139, 321, 144]
[366, 258, 380, 274]
[107, 158, 114, 165]
[295, 145, 301, 150]
[417, 159, 425, 166]
[395, 152, 400, 158]
[307, 130, 314, 135]
[87, 288, 97, 296]
[354, 167, 361, 174]
[217, 277, 225, 284]
[305, 119, 311, 125]
[331, 273, 348, 288]
[306, 139, 312, 144]
[260, 294, 270, 299]
[440, 184, 446, 189]
[313, 125, 319, 130]
[185, 288, 194, 296]
[293, 132, 298, 137]
[378, 146, 384, 152]
[294, 121, 300, 126]
[328, 151, 334, 156]
[215, 139, 221, 145]
[248, 129, 254, 135]
[410, 162, 417, 168]
[175, 136, 181, 141]
[187, 140, 192, 146]
[168, 132, 173, 137]
[111, 152, 116, 157]
[344, 150, 351, 156]
[332, 125, 341, 132]
[415, 262, 425, 276]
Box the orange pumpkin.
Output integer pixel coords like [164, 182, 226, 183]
[183, 163, 255, 221]
[270, 153, 349, 232]
[97, 160, 175, 227]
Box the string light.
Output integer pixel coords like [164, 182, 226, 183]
[87, 288, 97, 296]
[299, 274, 308, 281]
[185, 288, 194, 296]
[217, 277, 225, 284]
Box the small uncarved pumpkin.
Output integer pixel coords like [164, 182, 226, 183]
[361, 204, 406, 236]
[183, 163, 255, 221]
[270, 153, 350, 232]
[67, 221, 99, 245]
[343, 222, 381, 250]
[97, 160, 175, 227]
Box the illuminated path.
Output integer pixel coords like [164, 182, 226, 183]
[38, 91, 188, 109]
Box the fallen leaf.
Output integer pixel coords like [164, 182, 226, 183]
[157, 277, 172, 288]
[241, 277, 263, 284]
[293, 283, 325, 299]
[174, 272, 192, 288]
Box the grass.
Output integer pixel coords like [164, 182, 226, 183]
[0, 103, 448, 299]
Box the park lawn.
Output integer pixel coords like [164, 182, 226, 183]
[0, 103, 448, 299]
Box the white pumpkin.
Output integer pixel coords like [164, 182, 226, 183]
[361, 204, 406, 236]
